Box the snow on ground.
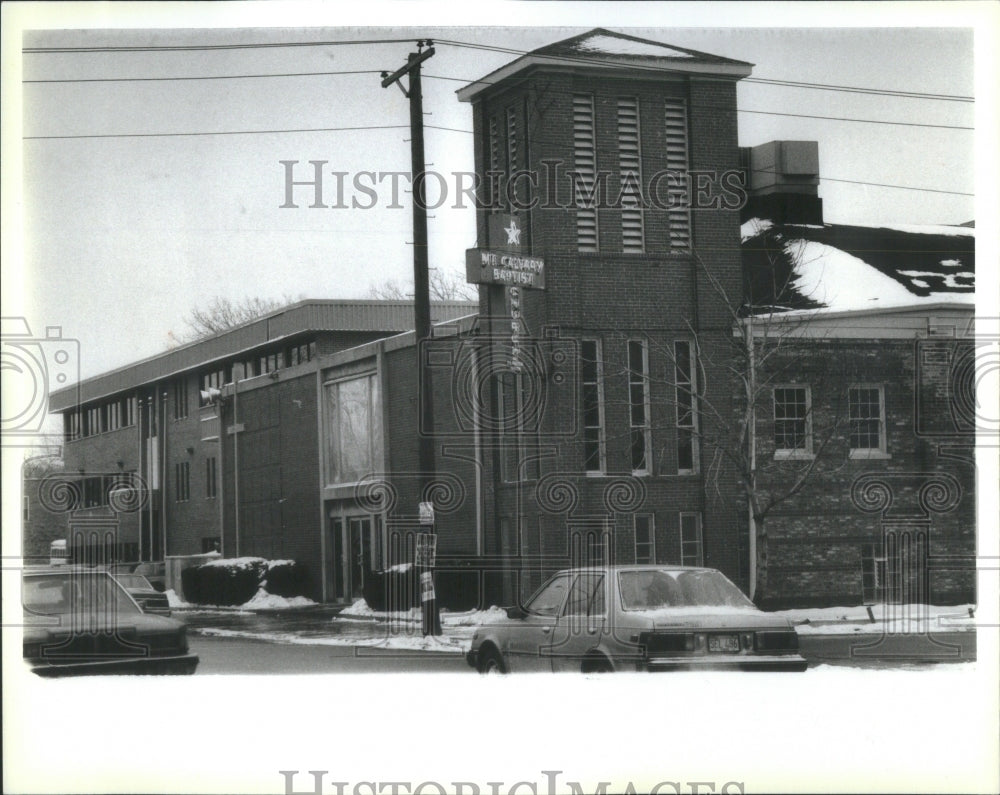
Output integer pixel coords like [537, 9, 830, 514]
[339, 599, 511, 627]
[198, 556, 267, 569]
[166, 588, 315, 611]
[164, 589, 192, 609]
[242, 588, 317, 610]
[197, 626, 470, 654]
[772, 603, 977, 634]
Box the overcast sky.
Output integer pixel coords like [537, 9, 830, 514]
[5, 11, 988, 383]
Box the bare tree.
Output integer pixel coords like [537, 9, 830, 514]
[368, 269, 477, 302]
[605, 242, 851, 603]
[177, 295, 301, 342]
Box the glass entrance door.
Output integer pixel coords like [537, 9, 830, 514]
[329, 513, 376, 602]
[348, 516, 373, 599]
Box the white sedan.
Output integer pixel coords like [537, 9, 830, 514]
[467, 565, 807, 673]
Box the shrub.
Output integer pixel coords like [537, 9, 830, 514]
[262, 560, 309, 597]
[181, 557, 268, 606]
[362, 564, 420, 612]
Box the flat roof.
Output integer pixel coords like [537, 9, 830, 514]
[48, 299, 477, 411]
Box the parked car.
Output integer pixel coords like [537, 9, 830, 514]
[21, 567, 198, 677]
[466, 565, 807, 673]
[111, 573, 172, 616]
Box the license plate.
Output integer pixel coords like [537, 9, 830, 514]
[708, 634, 740, 652]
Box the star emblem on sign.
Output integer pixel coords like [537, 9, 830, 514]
[504, 218, 522, 246]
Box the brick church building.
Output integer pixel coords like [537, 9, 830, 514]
[40, 29, 976, 609]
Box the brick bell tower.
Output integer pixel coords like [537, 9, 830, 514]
[457, 29, 754, 599]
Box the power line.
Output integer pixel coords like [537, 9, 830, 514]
[22, 34, 973, 103]
[22, 39, 418, 54]
[23, 69, 384, 84]
[737, 108, 971, 131]
[22, 67, 972, 132]
[432, 38, 975, 103]
[23, 124, 411, 141]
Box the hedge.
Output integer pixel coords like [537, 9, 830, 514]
[181, 557, 307, 606]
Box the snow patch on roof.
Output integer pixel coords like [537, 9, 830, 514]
[788, 240, 924, 310]
[786, 239, 973, 312]
[741, 217, 773, 242]
[870, 222, 975, 237]
[572, 33, 695, 58]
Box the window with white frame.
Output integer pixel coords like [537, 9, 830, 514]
[325, 373, 382, 485]
[634, 514, 655, 564]
[680, 512, 703, 566]
[580, 339, 606, 473]
[628, 339, 652, 474]
[674, 340, 699, 473]
[849, 385, 886, 456]
[773, 385, 812, 456]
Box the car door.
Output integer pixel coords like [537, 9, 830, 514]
[504, 573, 572, 672]
[550, 572, 606, 672]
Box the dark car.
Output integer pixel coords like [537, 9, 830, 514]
[467, 565, 807, 673]
[22, 567, 198, 677]
[112, 573, 172, 616]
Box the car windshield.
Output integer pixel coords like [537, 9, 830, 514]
[618, 569, 754, 611]
[22, 572, 142, 617]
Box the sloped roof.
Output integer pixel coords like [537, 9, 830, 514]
[457, 28, 753, 102]
[741, 218, 975, 316]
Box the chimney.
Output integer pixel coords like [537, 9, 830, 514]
[739, 140, 823, 225]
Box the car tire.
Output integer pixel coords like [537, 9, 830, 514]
[478, 647, 506, 675]
[582, 655, 613, 674]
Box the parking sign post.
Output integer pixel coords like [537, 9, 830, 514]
[417, 503, 441, 636]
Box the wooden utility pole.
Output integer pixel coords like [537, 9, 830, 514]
[382, 41, 441, 635]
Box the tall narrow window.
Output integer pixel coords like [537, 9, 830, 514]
[106, 400, 121, 431]
[634, 514, 655, 564]
[64, 411, 81, 442]
[618, 97, 644, 253]
[664, 98, 691, 250]
[206, 457, 217, 499]
[581, 339, 605, 473]
[773, 386, 812, 456]
[628, 339, 651, 474]
[573, 94, 598, 252]
[175, 461, 190, 502]
[488, 116, 502, 210]
[674, 341, 699, 473]
[680, 512, 703, 566]
[123, 396, 136, 427]
[173, 379, 188, 420]
[849, 385, 886, 457]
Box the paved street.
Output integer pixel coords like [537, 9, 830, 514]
[179, 607, 977, 674]
[189, 634, 468, 674]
